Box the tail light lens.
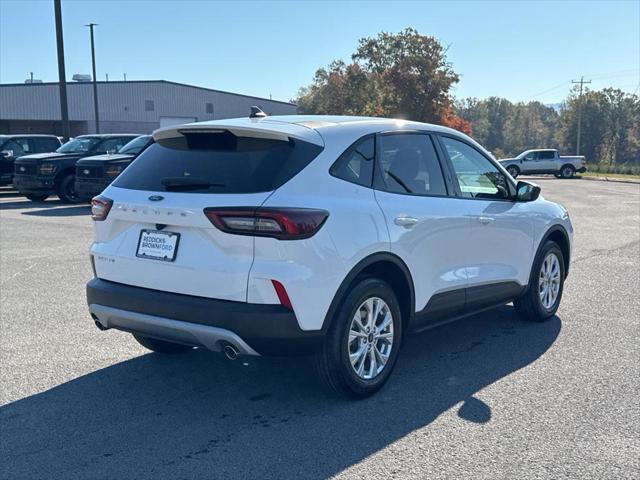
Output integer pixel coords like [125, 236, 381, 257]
[204, 207, 329, 240]
[91, 195, 113, 221]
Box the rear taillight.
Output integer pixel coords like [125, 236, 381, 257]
[91, 195, 113, 221]
[203, 207, 329, 240]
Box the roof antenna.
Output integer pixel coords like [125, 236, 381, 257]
[249, 106, 267, 118]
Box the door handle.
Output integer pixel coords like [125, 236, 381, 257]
[394, 216, 419, 228]
[477, 216, 495, 224]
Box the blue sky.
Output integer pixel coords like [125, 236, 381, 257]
[1, 0, 638, 104]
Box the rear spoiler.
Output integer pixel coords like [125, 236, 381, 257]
[153, 119, 324, 147]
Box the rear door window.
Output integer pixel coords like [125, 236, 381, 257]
[113, 130, 323, 194]
[374, 133, 448, 196]
[31, 137, 60, 153]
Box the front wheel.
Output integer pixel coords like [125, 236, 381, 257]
[514, 241, 565, 322]
[56, 173, 82, 203]
[560, 165, 575, 179]
[314, 278, 403, 398]
[507, 166, 520, 178]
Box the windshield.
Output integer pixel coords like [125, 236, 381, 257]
[119, 136, 151, 155]
[57, 137, 101, 154]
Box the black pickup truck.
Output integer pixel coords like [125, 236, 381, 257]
[75, 135, 153, 199]
[14, 134, 138, 203]
[0, 135, 62, 186]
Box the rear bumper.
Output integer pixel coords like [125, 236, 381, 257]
[577, 166, 587, 173]
[86, 278, 324, 356]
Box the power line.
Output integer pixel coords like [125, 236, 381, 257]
[572, 76, 592, 156]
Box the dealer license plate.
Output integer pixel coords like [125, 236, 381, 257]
[136, 230, 180, 262]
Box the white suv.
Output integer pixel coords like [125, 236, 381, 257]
[87, 114, 573, 398]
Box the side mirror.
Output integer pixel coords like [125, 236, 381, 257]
[516, 181, 541, 202]
[1, 149, 13, 159]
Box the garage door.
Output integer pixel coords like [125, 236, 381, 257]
[159, 116, 197, 128]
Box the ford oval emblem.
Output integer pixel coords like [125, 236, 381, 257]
[148, 195, 164, 202]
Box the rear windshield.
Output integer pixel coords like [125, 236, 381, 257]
[113, 131, 323, 194]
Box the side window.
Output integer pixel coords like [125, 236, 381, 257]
[330, 136, 374, 187]
[32, 137, 59, 152]
[375, 134, 447, 196]
[96, 138, 127, 154]
[523, 151, 537, 161]
[540, 151, 555, 160]
[441, 136, 510, 200]
[14, 138, 31, 154]
[4, 140, 26, 156]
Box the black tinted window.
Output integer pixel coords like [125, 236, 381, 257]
[33, 137, 60, 152]
[375, 134, 447, 196]
[540, 151, 555, 159]
[330, 136, 374, 187]
[113, 131, 323, 194]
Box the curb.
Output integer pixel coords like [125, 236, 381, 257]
[579, 175, 640, 185]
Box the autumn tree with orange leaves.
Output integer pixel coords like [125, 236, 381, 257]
[296, 28, 471, 135]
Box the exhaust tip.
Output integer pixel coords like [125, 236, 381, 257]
[223, 344, 239, 360]
[93, 317, 109, 331]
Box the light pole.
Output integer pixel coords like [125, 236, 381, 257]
[53, 0, 70, 140]
[85, 22, 100, 133]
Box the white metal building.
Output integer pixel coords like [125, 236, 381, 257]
[0, 80, 297, 136]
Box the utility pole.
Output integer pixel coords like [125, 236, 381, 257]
[53, 0, 70, 141]
[30, 72, 34, 83]
[571, 76, 592, 155]
[85, 23, 100, 133]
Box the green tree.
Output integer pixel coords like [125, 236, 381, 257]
[296, 28, 469, 131]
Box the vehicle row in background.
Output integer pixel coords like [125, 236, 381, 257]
[12, 134, 147, 203]
[499, 149, 587, 179]
[0, 135, 62, 186]
[75, 135, 153, 199]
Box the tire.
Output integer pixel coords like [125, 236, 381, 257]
[514, 240, 565, 322]
[560, 165, 575, 179]
[507, 166, 520, 179]
[56, 173, 82, 203]
[314, 277, 403, 398]
[25, 194, 49, 202]
[132, 333, 193, 354]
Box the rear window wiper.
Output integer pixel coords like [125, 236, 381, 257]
[160, 177, 224, 191]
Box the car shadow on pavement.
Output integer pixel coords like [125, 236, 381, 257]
[0, 199, 64, 210]
[0, 307, 561, 479]
[21, 205, 90, 217]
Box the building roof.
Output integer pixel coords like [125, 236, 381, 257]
[0, 80, 295, 107]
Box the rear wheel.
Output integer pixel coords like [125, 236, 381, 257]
[25, 194, 49, 202]
[132, 334, 193, 354]
[514, 241, 565, 322]
[507, 165, 520, 178]
[56, 173, 82, 203]
[314, 278, 403, 398]
[560, 165, 575, 179]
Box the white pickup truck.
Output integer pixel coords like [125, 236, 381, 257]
[499, 149, 587, 179]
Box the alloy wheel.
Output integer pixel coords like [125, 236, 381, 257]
[539, 252, 561, 310]
[348, 297, 394, 380]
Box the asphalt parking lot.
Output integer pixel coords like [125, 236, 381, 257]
[1, 178, 639, 479]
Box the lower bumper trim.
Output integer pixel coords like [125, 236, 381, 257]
[90, 304, 260, 356]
